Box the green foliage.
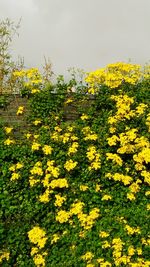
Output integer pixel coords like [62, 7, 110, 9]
[0, 67, 150, 266]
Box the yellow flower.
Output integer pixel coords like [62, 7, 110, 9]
[80, 185, 89, 191]
[16, 162, 24, 169]
[70, 201, 84, 215]
[81, 251, 94, 261]
[31, 246, 39, 256]
[135, 103, 148, 116]
[16, 106, 24, 115]
[54, 194, 66, 207]
[33, 253, 46, 267]
[67, 142, 79, 155]
[34, 134, 39, 139]
[4, 138, 15, 145]
[25, 133, 32, 139]
[102, 240, 111, 249]
[128, 246, 135, 256]
[147, 204, 150, 210]
[84, 133, 98, 141]
[125, 225, 141, 235]
[56, 210, 70, 223]
[99, 231, 109, 238]
[10, 172, 20, 181]
[28, 226, 47, 249]
[81, 114, 89, 120]
[95, 184, 102, 192]
[79, 231, 86, 238]
[106, 153, 123, 166]
[29, 176, 40, 187]
[89, 160, 101, 170]
[4, 127, 13, 134]
[137, 247, 142, 255]
[32, 142, 41, 151]
[9, 165, 16, 172]
[145, 191, 150, 196]
[141, 170, 150, 185]
[109, 127, 116, 133]
[0, 251, 10, 263]
[33, 120, 42, 126]
[39, 190, 50, 203]
[107, 135, 119, 146]
[70, 244, 76, 250]
[64, 159, 78, 171]
[42, 145, 53, 155]
[101, 194, 112, 201]
[127, 193, 136, 201]
[31, 89, 40, 94]
[49, 178, 68, 189]
[30, 163, 43, 176]
[65, 98, 73, 104]
[51, 234, 60, 244]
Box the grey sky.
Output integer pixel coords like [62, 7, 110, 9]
[0, 0, 150, 75]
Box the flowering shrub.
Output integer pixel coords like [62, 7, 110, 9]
[0, 62, 150, 266]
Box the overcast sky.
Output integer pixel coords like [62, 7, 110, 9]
[0, 0, 150, 75]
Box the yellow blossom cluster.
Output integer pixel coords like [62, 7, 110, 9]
[108, 94, 135, 125]
[13, 68, 42, 93]
[80, 184, 89, 191]
[85, 62, 142, 92]
[34, 160, 68, 203]
[81, 251, 94, 262]
[54, 194, 66, 207]
[127, 179, 142, 200]
[55, 200, 100, 232]
[28, 226, 47, 267]
[97, 258, 112, 266]
[133, 148, 150, 171]
[141, 170, 150, 185]
[99, 231, 110, 238]
[64, 159, 78, 171]
[51, 128, 78, 144]
[42, 145, 53, 155]
[49, 178, 68, 189]
[82, 126, 98, 141]
[106, 153, 123, 166]
[105, 172, 133, 186]
[56, 210, 71, 223]
[9, 162, 23, 181]
[125, 225, 141, 235]
[0, 251, 10, 264]
[70, 201, 85, 215]
[31, 142, 41, 151]
[112, 237, 128, 266]
[67, 142, 79, 155]
[30, 161, 43, 176]
[80, 113, 89, 120]
[135, 103, 148, 116]
[86, 146, 101, 170]
[77, 207, 100, 230]
[28, 226, 47, 249]
[29, 162, 43, 187]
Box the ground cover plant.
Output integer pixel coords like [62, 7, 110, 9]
[0, 62, 150, 266]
